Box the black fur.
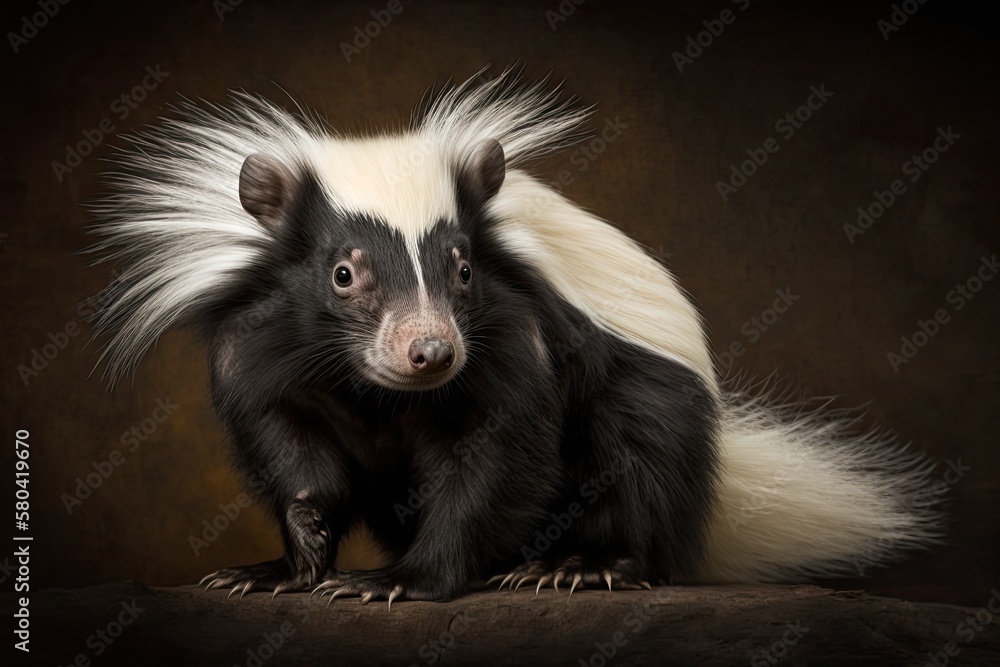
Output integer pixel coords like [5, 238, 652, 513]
[199, 164, 719, 601]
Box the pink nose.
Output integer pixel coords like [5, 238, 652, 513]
[408, 338, 454, 372]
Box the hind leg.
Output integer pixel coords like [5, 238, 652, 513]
[489, 555, 652, 594]
[486, 450, 662, 595]
[492, 347, 719, 594]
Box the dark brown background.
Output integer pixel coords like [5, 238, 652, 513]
[2, 0, 996, 607]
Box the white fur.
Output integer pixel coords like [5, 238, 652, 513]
[311, 136, 458, 300]
[89, 94, 318, 381]
[691, 386, 942, 582]
[487, 171, 717, 388]
[92, 70, 942, 581]
[418, 69, 592, 170]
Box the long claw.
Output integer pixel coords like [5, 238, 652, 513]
[536, 575, 552, 595]
[553, 571, 565, 593]
[513, 575, 539, 593]
[387, 585, 402, 612]
[203, 578, 222, 591]
[198, 572, 220, 586]
[602, 571, 613, 592]
[228, 584, 243, 600]
[498, 573, 516, 592]
[311, 580, 340, 598]
[486, 574, 507, 587]
[569, 573, 583, 597]
[326, 588, 348, 606]
[360, 591, 375, 605]
[640, 581, 653, 591]
[271, 582, 291, 600]
[239, 580, 255, 599]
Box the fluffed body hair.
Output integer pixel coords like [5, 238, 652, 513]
[89, 70, 942, 601]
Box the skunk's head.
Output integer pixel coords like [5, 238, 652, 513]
[89, 71, 715, 391]
[238, 137, 506, 392]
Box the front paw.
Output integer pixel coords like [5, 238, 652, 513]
[285, 499, 330, 582]
[200, 557, 318, 599]
[311, 569, 453, 608]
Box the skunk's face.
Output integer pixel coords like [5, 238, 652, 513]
[238, 137, 505, 393]
[319, 221, 474, 392]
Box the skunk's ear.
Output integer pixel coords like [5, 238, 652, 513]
[239, 153, 296, 227]
[459, 139, 506, 208]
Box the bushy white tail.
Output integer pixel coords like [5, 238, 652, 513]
[693, 388, 944, 583]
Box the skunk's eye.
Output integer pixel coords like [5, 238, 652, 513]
[333, 263, 353, 289]
[459, 262, 472, 284]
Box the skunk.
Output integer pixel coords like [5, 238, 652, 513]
[89, 71, 942, 604]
